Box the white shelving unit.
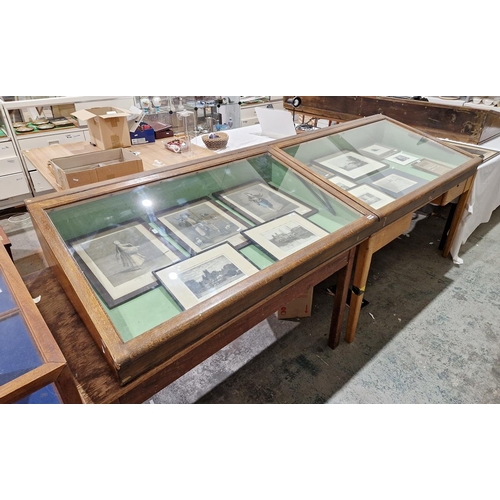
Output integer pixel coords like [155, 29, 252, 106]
[0, 96, 135, 208]
[0, 103, 31, 210]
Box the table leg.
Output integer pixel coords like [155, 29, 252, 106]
[345, 237, 375, 343]
[328, 247, 356, 349]
[438, 203, 457, 251]
[442, 187, 472, 258]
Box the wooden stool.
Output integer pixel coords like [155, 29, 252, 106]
[0, 226, 13, 261]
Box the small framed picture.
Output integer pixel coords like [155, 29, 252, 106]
[385, 151, 419, 165]
[242, 212, 329, 261]
[372, 172, 418, 194]
[213, 181, 316, 224]
[314, 151, 388, 179]
[348, 184, 395, 209]
[154, 243, 259, 311]
[360, 144, 394, 157]
[156, 197, 250, 255]
[411, 158, 453, 176]
[448, 143, 499, 162]
[68, 219, 184, 309]
[327, 175, 357, 190]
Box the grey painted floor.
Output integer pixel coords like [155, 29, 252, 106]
[2, 204, 500, 404]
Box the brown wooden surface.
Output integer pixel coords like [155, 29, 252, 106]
[22, 247, 356, 404]
[0, 245, 82, 404]
[23, 136, 216, 192]
[283, 96, 500, 145]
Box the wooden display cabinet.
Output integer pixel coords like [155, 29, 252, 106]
[0, 244, 82, 404]
[272, 114, 481, 344]
[283, 96, 500, 145]
[26, 142, 378, 386]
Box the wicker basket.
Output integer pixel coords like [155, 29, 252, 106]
[202, 132, 229, 150]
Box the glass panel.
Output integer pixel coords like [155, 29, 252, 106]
[0, 273, 17, 313]
[0, 313, 43, 386]
[15, 384, 61, 404]
[47, 154, 362, 343]
[282, 120, 472, 210]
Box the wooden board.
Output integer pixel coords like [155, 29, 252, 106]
[283, 96, 500, 145]
[23, 136, 217, 192]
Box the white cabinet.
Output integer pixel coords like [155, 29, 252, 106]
[0, 141, 18, 159]
[18, 129, 86, 151]
[0, 140, 23, 175]
[0, 154, 23, 175]
[30, 170, 54, 194]
[0, 172, 31, 209]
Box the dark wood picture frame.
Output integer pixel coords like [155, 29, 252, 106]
[155, 197, 251, 256]
[213, 180, 317, 224]
[68, 218, 184, 309]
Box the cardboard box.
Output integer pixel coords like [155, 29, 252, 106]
[72, 107, 132, 150]
[51, 103, 76, 119]
[275, 287, 313, 319]
[130, 128, 155, 145]
[49, 148, 143, 189]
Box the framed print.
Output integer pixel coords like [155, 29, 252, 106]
[156, 198, 250, 255]
[411, 158, 453, 176]
[372, 172, 418, 194]
[348, 184, 395, 209]
[213, 181, 316, 224]
[309, 165, 357, 190]
[242, 212, 329, 261]
[327, 175, 356, 190]
[360, 144, 394, 157]
[451, 143, 500, 162]
[69, 219, 183, 309]
[314, 151, 388, 179]
[385, 151, 419, 165]
[154, 243, 259, 311]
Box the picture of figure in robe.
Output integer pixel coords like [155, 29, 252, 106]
[114, 240, 146, 270]
[245, 190, 278, 211]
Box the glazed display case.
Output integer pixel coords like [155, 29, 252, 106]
[272, 115, 481, 345]
[0, 245, 81, 404]
[26, 143, 378, 385]
[274, 115, 481, 227]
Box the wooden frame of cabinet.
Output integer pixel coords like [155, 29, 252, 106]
[26, 141, 377, 386]
[0, 245, 82, 404]
[271, 114, 481, 344]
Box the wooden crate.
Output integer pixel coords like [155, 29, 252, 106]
[283, 96, 500, 144]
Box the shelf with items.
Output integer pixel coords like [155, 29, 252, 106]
[0, 96, 135, 203]
[133, 96, 242, 134]
[0, 102, 31, 209]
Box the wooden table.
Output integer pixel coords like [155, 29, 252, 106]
[23, 137, 217, 192]
[344, 174, 476, 343]
[23, 247, 356, 404]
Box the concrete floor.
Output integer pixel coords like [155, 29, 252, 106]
[2, 203, 500, 404]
